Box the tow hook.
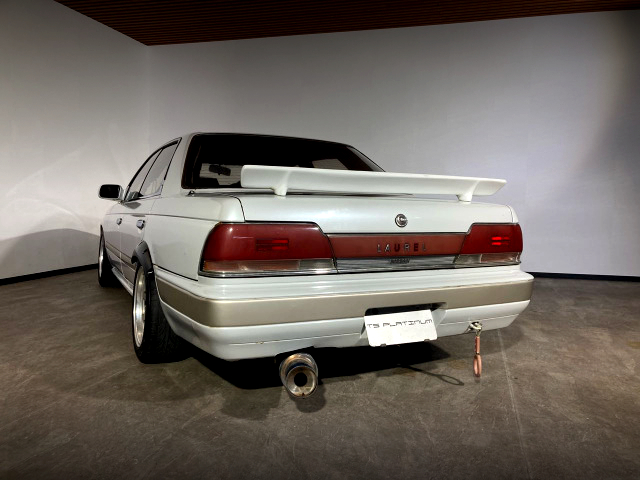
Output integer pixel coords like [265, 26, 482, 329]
[279, 352, 319, 398]
[468, 322, 483, 377]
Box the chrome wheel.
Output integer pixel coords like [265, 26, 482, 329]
[130, 260, 183, 363]
[98, 236, 104, 277]
[133, 267, 146, 347]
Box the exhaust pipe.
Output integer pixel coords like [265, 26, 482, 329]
[279, 353, 318, 398]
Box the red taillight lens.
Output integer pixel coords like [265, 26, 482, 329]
[460, 224, 523, 254]
[456, 224, 523, 266]
[201, 223, 336, 276]
[256, 238, 289, 251]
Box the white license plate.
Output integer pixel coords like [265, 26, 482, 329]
[364, 309, 437, 347]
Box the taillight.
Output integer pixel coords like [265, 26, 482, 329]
[456, 224, 523, 266]
[201, 223, 336, 276]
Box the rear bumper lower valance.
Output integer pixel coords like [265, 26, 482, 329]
[156, 276, 533, 328]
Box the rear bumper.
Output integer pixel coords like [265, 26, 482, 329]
[155, 266, 533, 360]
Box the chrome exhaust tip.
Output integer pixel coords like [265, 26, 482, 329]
[279, 353, 318, 398]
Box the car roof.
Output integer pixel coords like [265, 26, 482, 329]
[184, 132, 355, 149]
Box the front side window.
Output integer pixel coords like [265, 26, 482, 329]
[139, 142, 179, 197]
[182, 134, 383, 189]
[125, 150, 160, 202]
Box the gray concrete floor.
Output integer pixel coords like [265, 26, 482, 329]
[1, 270, 639, 480]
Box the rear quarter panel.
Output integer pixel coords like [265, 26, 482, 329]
[146, 195, 244, 280]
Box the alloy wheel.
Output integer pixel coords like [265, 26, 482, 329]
[133, 268, 146, 347]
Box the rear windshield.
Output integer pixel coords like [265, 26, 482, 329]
[182, 134, 383, 189]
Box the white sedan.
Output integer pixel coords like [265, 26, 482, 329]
[98, 133, 533, 397]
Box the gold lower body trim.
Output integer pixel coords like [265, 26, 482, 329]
[156, 277, 533, 328]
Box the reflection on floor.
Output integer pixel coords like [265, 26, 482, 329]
[1, 270, 639, 479]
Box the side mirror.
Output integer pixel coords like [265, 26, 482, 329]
[99, 184, 122, 200]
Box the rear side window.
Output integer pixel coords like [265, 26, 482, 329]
[182, 134, 382, 189]
[140, 142, 179, 197]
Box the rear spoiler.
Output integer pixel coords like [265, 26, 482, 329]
[240, 165, 506, 202]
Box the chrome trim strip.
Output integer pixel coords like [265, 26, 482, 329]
[336, 255, 456, 273]
[105, 241, 119, 256]
[121, 254, 135, 270]
[199, 267, 337, 278]
[156, 277, 533, 328]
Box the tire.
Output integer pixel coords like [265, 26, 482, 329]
[98, 232, 118, 287]
[132, 263, 184, 363]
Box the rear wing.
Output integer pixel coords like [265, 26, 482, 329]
[240, 165, 506, 202]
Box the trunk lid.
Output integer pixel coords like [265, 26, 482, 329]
[197, 191, 520, 274]
[233, 192, 513, 234]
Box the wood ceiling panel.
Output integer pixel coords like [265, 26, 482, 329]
[55, 0, 640, 46]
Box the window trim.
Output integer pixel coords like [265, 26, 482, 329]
[138, 140, 180, 199]
[123, 138, 181, 203]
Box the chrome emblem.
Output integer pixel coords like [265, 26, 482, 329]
[395, 214, 408, 228]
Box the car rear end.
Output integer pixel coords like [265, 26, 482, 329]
[154, 133, 533, 360]
[155, 203, 531, 361]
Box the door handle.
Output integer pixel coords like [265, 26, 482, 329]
[136, 219, 145, 229]
[116, 218, 122, 225]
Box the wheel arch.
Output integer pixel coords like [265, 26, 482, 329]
[132, 241, 153, 274]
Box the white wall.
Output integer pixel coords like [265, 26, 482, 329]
[2, 3, 639, 279]
[147, 11, 640, 276]
[0, 0, 149, 279]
